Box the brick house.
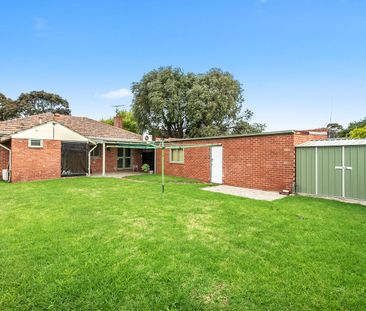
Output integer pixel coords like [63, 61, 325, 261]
[1, 113, 326, 191]
[156, 131, 327, 192]
[0, 113, 156, 182]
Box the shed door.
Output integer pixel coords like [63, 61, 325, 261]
[318, 147, 343, 197]
[211, 146, 223, 184]
[345, 146, 366, 200]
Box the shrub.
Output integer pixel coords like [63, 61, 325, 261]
[141, 163, 150, 172]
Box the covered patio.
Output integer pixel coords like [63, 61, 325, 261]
[88, 138, 157, 177]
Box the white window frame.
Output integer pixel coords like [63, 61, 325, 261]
[28, 139, 43, 148]
[170, 148, 184, 164]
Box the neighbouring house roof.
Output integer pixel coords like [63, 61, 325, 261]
[300, 127, 328, 133]
[297, 138, 366, 147]
[0, 113, 141, 141]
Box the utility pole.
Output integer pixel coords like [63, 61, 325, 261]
[161, 140, 165, 194]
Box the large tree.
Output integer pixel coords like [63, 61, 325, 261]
[132, 67, 265, 138]
[0, 93, 20, 121]
[326, 122, 344, 138]
[132, 67, 188, 138]
[17, 90, 71, 116]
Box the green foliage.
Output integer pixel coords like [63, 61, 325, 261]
[0, 90, 71, 120]
[348, 125, 366, 138]
[17, 90, 71, 116]
[141, 163, 150, 172]
[339, 117, 366, 137]
[0, 93, 20, 121]
[0, 176, 365, 309]
[132, 67, 265, 138]
[101, 110, 139, 133]
[231, 110, 266, 134]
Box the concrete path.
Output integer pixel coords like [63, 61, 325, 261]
[202, 185, 284, 201]
[91, 172, 142, 178]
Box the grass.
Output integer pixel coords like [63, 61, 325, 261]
[0, 175, 365, 310]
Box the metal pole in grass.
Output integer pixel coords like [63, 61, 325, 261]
[158, 141, 221, 194]
[161, 140, 165, 194]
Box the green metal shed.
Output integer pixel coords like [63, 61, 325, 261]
[296, 139, 366, 201]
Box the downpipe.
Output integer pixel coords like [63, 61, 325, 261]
[88, 144, 98, 176]
[0, 143, 11, 182]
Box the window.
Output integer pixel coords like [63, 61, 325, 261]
[28, 139, 43, 148]
[117, 148, 132, 169]
[170, 148, 184, 163]
[91, 145, 101, 157]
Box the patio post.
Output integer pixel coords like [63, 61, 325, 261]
[102, 142, 106, 176]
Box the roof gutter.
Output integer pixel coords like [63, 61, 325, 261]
[0, 135, 11, 143]
[166, 130, 296, 142]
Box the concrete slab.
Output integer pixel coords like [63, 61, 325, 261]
[202, 185, 284, 201]
[299, 193, 366, 206]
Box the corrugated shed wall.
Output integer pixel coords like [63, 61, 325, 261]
[317, 147, 342, 197]
[296, 148, 316, 194]
[296, 144, 366, 200]
[345, 146, 366, 200]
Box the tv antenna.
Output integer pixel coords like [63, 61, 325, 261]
[112, 105, 124, 114]
[329, 96, 334, 124]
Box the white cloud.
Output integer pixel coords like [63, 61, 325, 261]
[102, 88, 132, 99]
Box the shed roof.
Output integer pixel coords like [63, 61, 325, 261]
[297, 138, 366, 147]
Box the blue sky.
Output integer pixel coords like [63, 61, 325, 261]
[1, 0, 365, 131]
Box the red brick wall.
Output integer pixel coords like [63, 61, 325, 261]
[11, 139, 61, 182]
[133, 149, 143, 171]
[90, 147, 143, 173]
[90, 147, 118, 173]
[157, 144, 210, 182]
[0, 144, 10, 172]
[156, 132, 327, 192]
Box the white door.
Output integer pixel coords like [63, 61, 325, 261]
[211, 146, 223, 184]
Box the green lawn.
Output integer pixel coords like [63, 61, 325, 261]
[0, 175, 365, 310]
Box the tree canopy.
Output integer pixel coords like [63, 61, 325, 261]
[0, 91, 71, 121]
[348, 126, 366, 138]
[0, 93, 20, 121]
[339, 117, 366, 138]
[17, 91, 71, 116]
[101, 110, 139, 133]
[326, 123, 344, 138]
[132, 67, 265, 138]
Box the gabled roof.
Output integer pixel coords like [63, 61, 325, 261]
[0, 113, 141, 141]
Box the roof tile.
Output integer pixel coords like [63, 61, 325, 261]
[0, 113, 141, 141]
